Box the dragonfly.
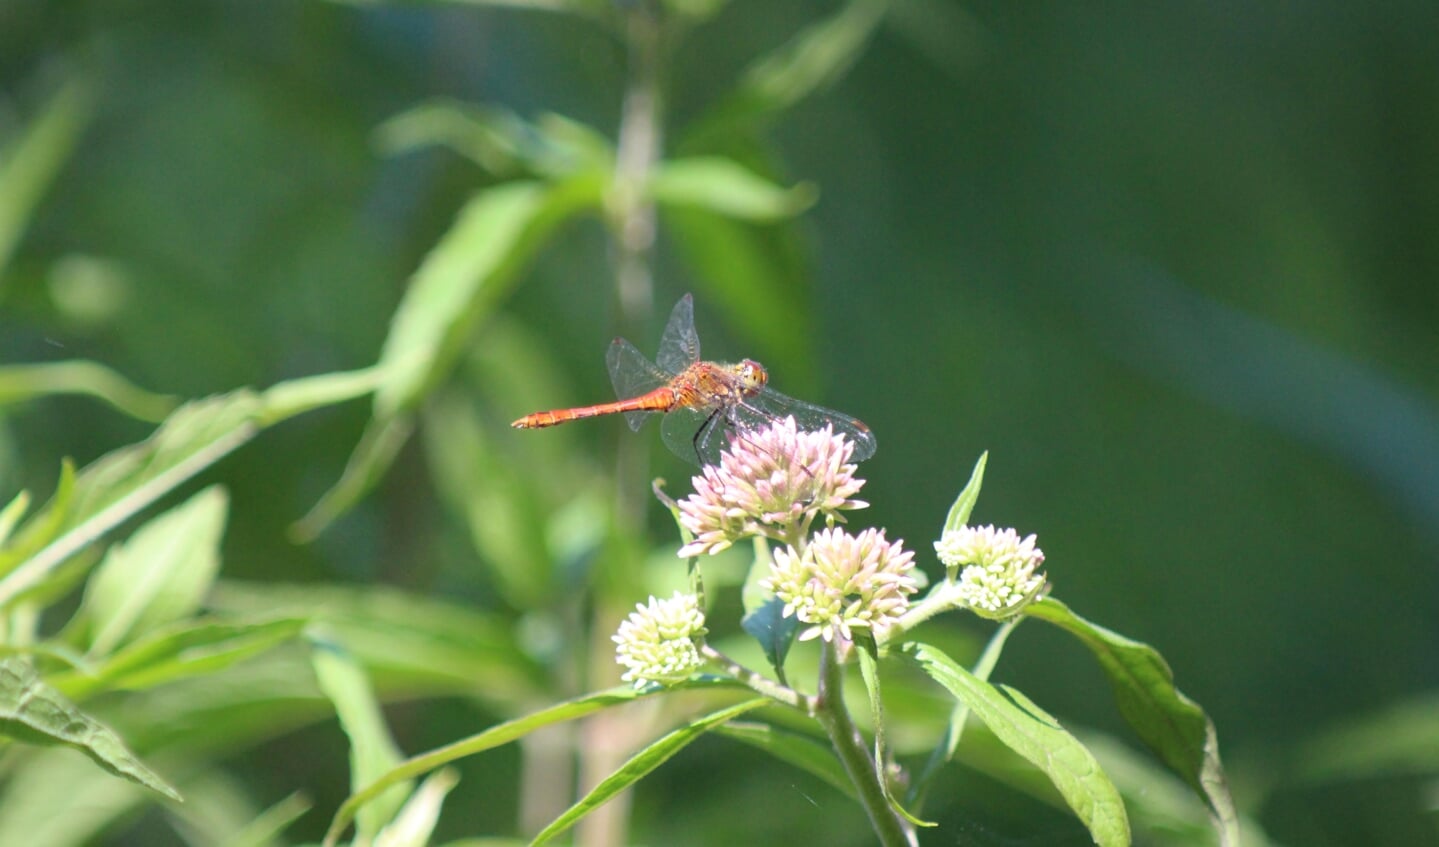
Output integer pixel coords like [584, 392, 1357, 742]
[511, 294, 877, 466]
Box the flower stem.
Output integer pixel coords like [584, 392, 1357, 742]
[814, 640, 916, 847]
[700, 644, 812, 711]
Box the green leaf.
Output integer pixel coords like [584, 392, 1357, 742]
[0, 491, 30, 549]
[0, 77, 92, 283]
[684, 0, 890, 144]
[211, 580, 547, 708]
[942, 451, 989, 533]
[741, 596, 799, 677]
[856, 636, 933, 828]
[374, 178, 602, 420]
[49, 616, 308, 701]
[664, 207, 815, 374]
[322, 686, 662, 847]
[0, 391, 264, 611]
[1025, 598, 1239, 846]
[374, 768, 460, 847]
[0, 658, 181, 801]
[529, 698, 768, 845]
[905, 641, 1130, 847]
[712, 721, 854, 799]
[299, 176, 604, 536]
[376, 100, 607, 179]
[326, 0, 607, 17]
[311, 636, 412, 841]
[257, 363, 393, 426]
[0, 743, 151, 847]
[0, 361, 177, 422]
[1292, 692, 1439, 784]
[221, 792, 312, 847]
[78, 485, 229, 655]
[649, 157, 816, 221]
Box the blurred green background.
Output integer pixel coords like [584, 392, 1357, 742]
[2, 1, 1436, 845]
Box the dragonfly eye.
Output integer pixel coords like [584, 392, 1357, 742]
[739, 359, 768, 393]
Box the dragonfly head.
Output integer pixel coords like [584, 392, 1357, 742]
[736, 359, 768, 395]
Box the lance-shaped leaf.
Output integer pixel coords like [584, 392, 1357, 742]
[298, 176, 604, 537]
[77, 486, 228, 656]
[905, 642, 1130, 847]
[712, 721, 854, 799]
[0, 370, 383, 611]
[0, 361, 176, 422]
[0, 658, 180, 801]
[649, 157, 816, 221]
[530, 698, 769, 845]
[312, 636, 411, 841]
[49, 616, 308, 701]
[1025, 598, 1240, 846]
[0, 77, 91, 280]
[942, 451, 989, 534]
[322, 685, 665, 847]
[683, 0, 890, 146]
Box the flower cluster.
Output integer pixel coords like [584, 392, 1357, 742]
[676, 417, 867, 557]
[934, 525, 1046, 618]
[612, 592, 708, 688]
[764, 527, 918, 643]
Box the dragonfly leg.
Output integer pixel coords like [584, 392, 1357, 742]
[693, 406, 725, 465]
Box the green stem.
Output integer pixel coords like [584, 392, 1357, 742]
[815, 640, 915, 847]
[700, 644, 811, 711]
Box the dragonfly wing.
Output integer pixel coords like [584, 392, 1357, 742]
[659, 404, 720, 466]
[606, 337, 672, 431]
[736, 386, 878, 462]
[656, 293, 702, 376]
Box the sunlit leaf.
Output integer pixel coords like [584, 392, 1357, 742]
[50, 616, 308, 701]
[649, 157, 816, 221]
[0, 491, 30, 550]
[663, 207, 814, 376]
[857, 637, 934, 827]
[211, 580, 547, 708]
[1025, 598, 1239, 846]
[0, 392, 263, 611]
[376, 101, 608, 179]
[0, 77, 92, 282]
[300, 176, 605, 536]
[374, 768, 459, 847]
[0, 742, 149, 847]
[0, 658, 181, 801]
[712, 721, 854, 799]
[78, 485, 228, 655]
[529, 698, 768, 845]
[0, 361, 176, 422]
[220, 792, 312, 847]
[323, 685, 667, 847]
[905, 641, 1130, 847]
[312, 636, 412, 840]
[684, 0, 890, 144]
[941, 451, 988, 534]
[373, 178, 604, 420]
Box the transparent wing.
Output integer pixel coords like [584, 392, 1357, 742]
[656, 293, 701, 376]
[659, 405, 721, 465]
[730, 386, 878, 462]
[606, 337, 672, 432]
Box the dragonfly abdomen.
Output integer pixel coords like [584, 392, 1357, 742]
[511, 385, 676, 429]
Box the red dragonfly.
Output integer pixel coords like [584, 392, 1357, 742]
[511, 294, 876, 465]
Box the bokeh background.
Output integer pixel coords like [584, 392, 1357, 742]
[2, 1, 1436, 845]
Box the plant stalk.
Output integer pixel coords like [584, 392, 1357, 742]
[815, 640, 916, 847]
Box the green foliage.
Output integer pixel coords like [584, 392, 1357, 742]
[3, 0, 1426, 845]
